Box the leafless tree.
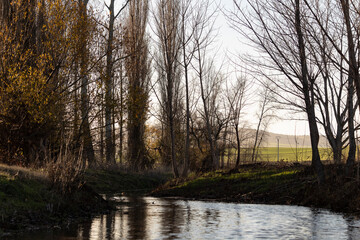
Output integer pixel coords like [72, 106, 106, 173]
[191, 0, 220, 170]
[153, 0, 182, 177]
[303, 0, 359, 171]
[178, 0, 194, 176]
[229, 0, 325, 182]
[251, 83, 275, 162]
[103, 0, 130, 164]
[304, 2, 352, 164]
[226, 75, 249, 168]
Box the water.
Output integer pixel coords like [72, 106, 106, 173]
[18, 195, 360, 239]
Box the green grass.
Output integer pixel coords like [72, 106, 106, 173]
[258, 147, 332, 162]
[0, 168, 51, 213]
[0, 164, 171, 233]
[154, 164, 310, 201]
[0, 169, 63, 232]
[224, 147, 333, 163]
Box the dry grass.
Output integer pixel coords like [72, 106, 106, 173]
[46, 143, 85, 194]
[0, 163, 47, 181]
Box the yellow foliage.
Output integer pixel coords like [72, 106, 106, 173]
[0, 0, 89, 164]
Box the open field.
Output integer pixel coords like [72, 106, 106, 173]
[256, 147, 333, 162]
[225, 147, 335, 164]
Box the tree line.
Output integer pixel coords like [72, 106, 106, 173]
[0, 0, 359, 182]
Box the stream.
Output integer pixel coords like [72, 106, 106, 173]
[17, 194, 360, 239]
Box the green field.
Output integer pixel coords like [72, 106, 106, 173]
[225, 147, 334, 163]
[258, 147, 333, 162]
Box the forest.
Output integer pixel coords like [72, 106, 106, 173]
[2, 0, 360, 237]
[1, 0, 359, 180]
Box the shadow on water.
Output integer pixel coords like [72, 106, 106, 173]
[16, 195, 360, 240]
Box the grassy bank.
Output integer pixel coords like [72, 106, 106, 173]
[0, 164, 170, 237]
[152, 163, 360, 214]
[0, 165, 110, 236]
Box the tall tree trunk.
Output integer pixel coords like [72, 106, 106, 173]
[105, 0, 115, 164]
[346, 79, 356, 174]
[168, 69, 179, 177]
[181, 26, 190, 177]
[221, 123, 228, 169]
[295, 0, 324, 183]
[119, 65, 124, 164]
[197, 47, 216, 170]
[100, 101, 104, 162]
[251, 117, 262, 163]
[79, 0, 95, 165]
[341, 0, 357, 175]
[235, 124, 241, 168]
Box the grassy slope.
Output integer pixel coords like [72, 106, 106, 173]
[152, 163, 360, 214]
[153, 163, 308, 202]
[0, 168, 109, 234]
[0, 165, 170, 236]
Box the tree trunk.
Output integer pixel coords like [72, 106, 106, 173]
[125, 0, 149, 171]
[197, 47, 216, 170]
[341, 0, 357, 175]
[79, 0, 95, 165]
[166, 71, 179, 177]
[100, 101, 104, 162]
[235, 124, 241, 168]
[295, 0, 324, 184]
[119, 64, 124, 164]
[346, 78, 356, 174]
[221, 123, 228, 169]
[181, 31, 190, 177]
[105, 0, 115, 164]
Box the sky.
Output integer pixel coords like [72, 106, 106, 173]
[104, 0, 311, 136]
[205, 0, 311, 136]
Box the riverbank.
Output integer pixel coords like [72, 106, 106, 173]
[0, 164, 170, 237]
[152, 162, 360, 215]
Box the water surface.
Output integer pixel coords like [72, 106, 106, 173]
[19, 195, 360, 239]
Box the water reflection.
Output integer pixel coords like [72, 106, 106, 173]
[19, 196, 360, 240]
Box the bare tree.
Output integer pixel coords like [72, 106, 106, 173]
[226, 75, 249, 168]
[178, 0, 194, 176]
[251, 83, 274, 162]
[153, 0, 182, 177]
[229, 0, 325, 183]
[104, 0, 127, 164]
[192, 0, 219, 170]
[305, 7, 352, 164]
[303, 0, 358, 171]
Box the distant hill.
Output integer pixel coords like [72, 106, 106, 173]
[259, 130, 329, 148]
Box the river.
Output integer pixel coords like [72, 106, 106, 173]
[18, 194, 360, 239]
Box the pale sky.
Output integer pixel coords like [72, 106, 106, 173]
[213, 0, 311, 136]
